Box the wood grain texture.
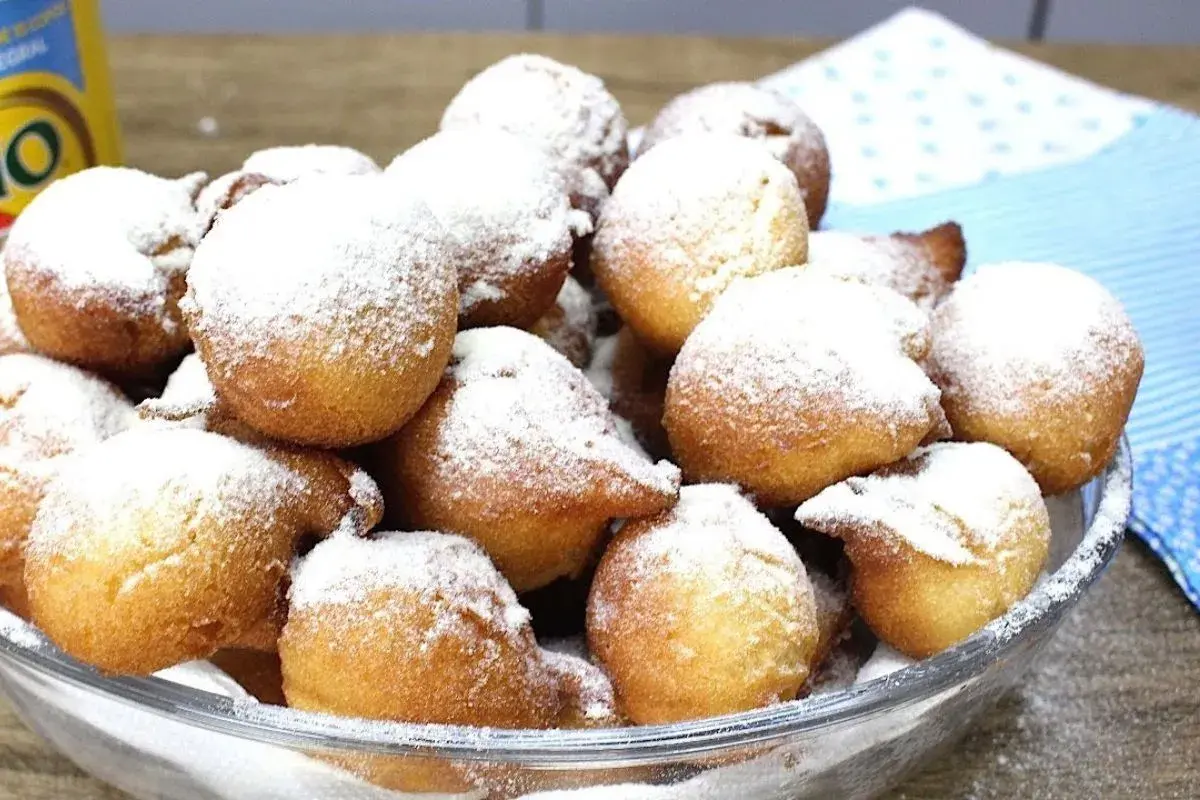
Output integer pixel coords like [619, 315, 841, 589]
[1, 32, 1198, 800]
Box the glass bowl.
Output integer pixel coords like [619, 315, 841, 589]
[0, 440, 1131, 800]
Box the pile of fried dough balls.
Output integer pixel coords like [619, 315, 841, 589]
[0, 52, 1142, 794]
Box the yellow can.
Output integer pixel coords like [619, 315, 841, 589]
[0, 0, 121, 235]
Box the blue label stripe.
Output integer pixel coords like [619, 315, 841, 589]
[825, 107, 1200, 606]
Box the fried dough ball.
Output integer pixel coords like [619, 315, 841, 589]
[588, 484, 819, 724]
[665, 270, 949, 507]
[3, 166, 207, 379]
[0, 273, 30, 357]
[376, 326, 681, 592]
[808, 568, 854, 668]
[592, 134, 809, 355]
[638, 82, 831, 228]
[544, 650, 622, 729]
[387, 129, 590, 329]
[24, 427, 382, 674]
[804, 222, 967, 310]
[928, 262, 1143, 494]
[183, 175, 458, 448]
[0, 355, 134, 616]
[281, 530, 558, 725]
[195, 171, 277, 234]
[795, 441, 1051, 658]
[530, 276, 597, 368]
[441, 54, 629, 220]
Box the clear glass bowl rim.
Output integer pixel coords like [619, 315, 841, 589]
[0, 440, 1132, 766]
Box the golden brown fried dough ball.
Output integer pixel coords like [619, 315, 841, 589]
[530, 276, 597, 368]
[387, 129, 591, 329]
[0, 355, 133, 616]
[24, 426, 382, 674]
[543, 649, 622, 729]
[638, 82, 831, 228]
[441, 54, 629, 221]
[808, 568, 854, 669]
[183, 174, 458, 448]
[588, 484, 819, 724]
[592, 133, 809, 355]
[3, 166, 207, 379]
[377, 326, 681, 592]
[665, 270, 949, 507]
[795, 441, 1051, 658]
[805, 222, 967, 310]
[281, 531, 558, 726]
[928, 262, 1143, 494]
[0, 273, 30, 357]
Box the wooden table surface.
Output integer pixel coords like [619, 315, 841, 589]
[1, 32, 1199, 800]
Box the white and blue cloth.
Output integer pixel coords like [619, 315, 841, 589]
[762, 9, 1200, 607]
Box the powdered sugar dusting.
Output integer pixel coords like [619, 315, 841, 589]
[387, 129, 584, 314]
[671, 269, 940, 426]
[543, 650, 619, 724]
[433, 327, 679, 499]
[160, 354, 216, 409]
[440, 54, 628, 218]
[930, 261, 1143, 417]
[241, 145, 380, 183]
[594, 133, 806, 306]
[805, 230, 951, 311]
[184, 174, 457, 370]
[26, 428, 307, 564]
[195, 171, 277, 231]
[855, 643, 917, 684]
[794, 441, 1050, 565]
[0, 354, 134, 461]
[288, 531, 538, 669]
[532, 276, 597, 368]
[3, 167, 206, 321]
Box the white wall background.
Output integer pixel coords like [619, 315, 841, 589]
[98, 0, 1200, 43]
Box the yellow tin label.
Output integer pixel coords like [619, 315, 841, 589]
[0, 0, 121, 233]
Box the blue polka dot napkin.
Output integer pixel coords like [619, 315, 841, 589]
[760, 8, 1200, 607]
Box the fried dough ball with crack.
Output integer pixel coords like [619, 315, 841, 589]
[530, 276, 598, 368]
[387, 129, 591, 329]
[195, 171, 277, 234]
[24, 426, 382, 674]
[0, 355, 134, 616]
[804, 222, 967, 310]
[664, 270, 949, 507]
[376, 326, 680, 593]
[928, 262, 1143, 495]
[183, 174, 458, 448]
[280, 531, 558, 791]
[638, 82, 831, 228]
[592, 134, 809, 355]
[588, 484, 819, 724]
[795, 441, 1051, 658]
[3, 166, 207, 379]
[441, 54, 628, 221]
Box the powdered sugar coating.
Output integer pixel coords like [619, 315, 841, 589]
[195, 171, 277, 232]
[440, 54, 628, 218]
[184, 173, 456, 374]
[3, 166, 206, 323]
[794, 441, 1050, 565]
[158, 353, 216, 411]
[387, 129, 588, 316]
[0, 354, 134, 462]
[435, 327, 680, 499]
[241, 145, 380, 183]
[543, 649, 620, 726]
[929, 261, 1142, 418]
[672, 269, 939, 428]
[805, 230, 951, 311]
[531, 276, 598, 368]
[26, 428, 307, 565]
